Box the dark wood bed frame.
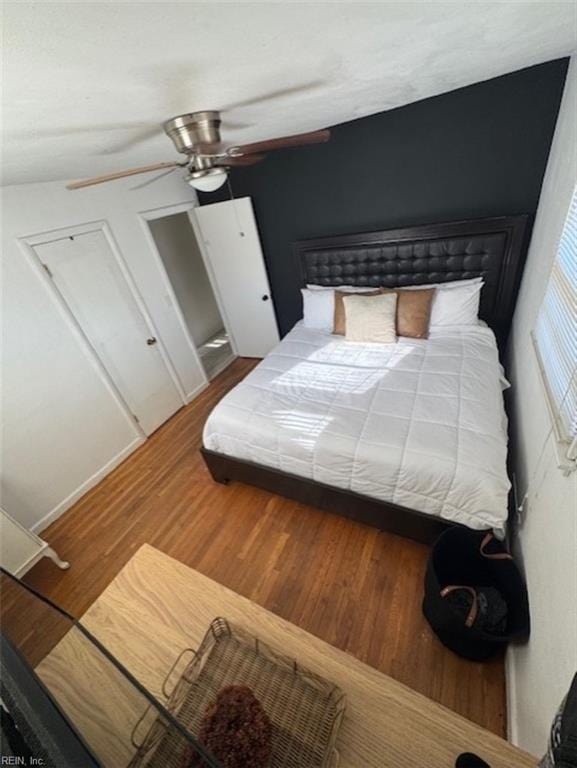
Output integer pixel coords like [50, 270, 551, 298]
[201, 215, 530, 545]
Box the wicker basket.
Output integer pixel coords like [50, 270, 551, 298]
[129, 617, 346, 768]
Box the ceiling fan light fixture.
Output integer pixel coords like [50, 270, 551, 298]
[186, 167, 228, 193]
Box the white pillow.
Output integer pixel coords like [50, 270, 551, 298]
[301, 288, 334, 330]
[343, 293, 397, 343]
[430, 282, 482, 326]
[303, 278, 482, 329]
[405, 278, 483, 326]
[403, 277, 482, 290]
[301, 285, 379, 331]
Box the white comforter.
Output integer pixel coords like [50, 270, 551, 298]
[203, 323, 510, 531]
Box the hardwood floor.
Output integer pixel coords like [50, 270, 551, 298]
[15, 358, 506, 736]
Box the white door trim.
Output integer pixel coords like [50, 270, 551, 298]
[187, 208, 239, 357]
[19, 220, 186, 433]
[22, 219, 109, 247]
[18, 232, 143, 439]
[24, 219, 187, 406]
[138, 202, 210, 398]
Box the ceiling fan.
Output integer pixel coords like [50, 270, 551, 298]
[66, 110, 330, 192]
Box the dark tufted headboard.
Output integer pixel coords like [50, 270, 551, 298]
[294, 215, 529, 349]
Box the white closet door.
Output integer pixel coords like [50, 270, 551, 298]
[192, 198, 280, 358]
[34, 230, 183, 435]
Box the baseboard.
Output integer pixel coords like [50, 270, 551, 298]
[185, 379, 209, 404]
[31, 437, 145, 534]
[505, 646, 520, 745]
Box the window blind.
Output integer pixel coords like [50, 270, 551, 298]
[534, 185, 577, 448]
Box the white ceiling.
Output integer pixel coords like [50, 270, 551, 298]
[3, 1, 576, 186]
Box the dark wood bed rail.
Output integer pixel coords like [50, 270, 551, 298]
[201, 447, 451, 545]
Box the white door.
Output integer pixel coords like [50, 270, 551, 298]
[34, 230, 183, 435]
[192, 198, 280, 358]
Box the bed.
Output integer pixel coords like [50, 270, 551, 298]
[201, 216, 529, 544]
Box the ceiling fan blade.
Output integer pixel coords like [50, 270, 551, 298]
[220, 154, 267, 167]
[129, 166, 179, 190]
[222, 80, 326, 111]
[99, 126, 164, 155]
[66, 161, 181, 190]
[229, 129, 330, 157]
[9, 121, 154, 141]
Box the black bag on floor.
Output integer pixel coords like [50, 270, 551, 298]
[423, 528, 530, 661]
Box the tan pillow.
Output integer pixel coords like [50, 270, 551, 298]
[333, 289, 380, 335]
[382, 287, 435, 339]
[343, 293, 397, 343]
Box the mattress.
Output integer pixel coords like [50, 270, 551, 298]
[203, 323, 511, 531]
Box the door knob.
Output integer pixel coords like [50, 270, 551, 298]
[146, 337, 157, 346]
[262, 294, 269, 301]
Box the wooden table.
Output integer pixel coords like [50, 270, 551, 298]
[37, 544, 537, 768]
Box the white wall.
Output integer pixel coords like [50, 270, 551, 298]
[507, 54, 577, 754]
[1, 172, 206, 532]
[149, 213, 223, 347]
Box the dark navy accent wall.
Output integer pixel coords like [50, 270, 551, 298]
[200, 59, 569, 336]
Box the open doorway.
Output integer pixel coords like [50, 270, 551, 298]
[148, 212, 235, 380]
